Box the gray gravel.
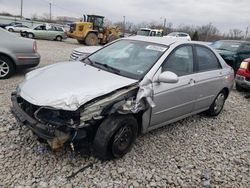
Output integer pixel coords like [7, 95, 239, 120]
[0, 38, 250, 187]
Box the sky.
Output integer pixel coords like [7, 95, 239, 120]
[0, 0, 249, 33]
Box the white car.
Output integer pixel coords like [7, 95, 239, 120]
[5, 24, 29, 32]
[70, 46, 102, 60]
[164, 32, 191, 41]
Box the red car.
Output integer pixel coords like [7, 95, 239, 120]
[235, 58, 250, 91]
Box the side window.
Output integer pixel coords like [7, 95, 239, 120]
[196, 46, 221, 72]
[162, 46, 194, 76]
[241, 44, 250, 53]
[150, 31, 156, 36]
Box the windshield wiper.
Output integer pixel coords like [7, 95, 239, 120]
[93, 61, 121, 74]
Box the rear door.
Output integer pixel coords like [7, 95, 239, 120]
[150, 45, 196, 127]
[192, 45, 224, 112]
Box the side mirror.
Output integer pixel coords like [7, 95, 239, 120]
[158, 71, 179, 83]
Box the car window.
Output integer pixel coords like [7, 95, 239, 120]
[162, 46, 194, 76]
[241, 44, 250, 53]
[178, 34, 188, 37]
[196, 46, 221, 72]
[150, 31, 156, 36]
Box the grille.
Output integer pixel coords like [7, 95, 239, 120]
[70, 50, 84, 60]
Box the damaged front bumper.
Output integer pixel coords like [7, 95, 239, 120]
[11, 92, 87, 149]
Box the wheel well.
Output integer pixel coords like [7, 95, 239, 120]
[133, 112, 144, 135]
[221, 87, 229, 99]
[0, 53, 16, 71]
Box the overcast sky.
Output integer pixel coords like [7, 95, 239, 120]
[1, 0, 249, 32]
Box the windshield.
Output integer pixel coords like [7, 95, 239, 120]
[86, 40, 168, 80]
[137, 30, 150, 36]
[211, 41, 241, 52]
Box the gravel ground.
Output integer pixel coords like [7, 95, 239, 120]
[0, 38, 250, 187]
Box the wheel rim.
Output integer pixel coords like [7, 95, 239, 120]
[112, 125, 133, 157]
[214, 93, 225, 114]
[0, 60, 10, 77]
[28, 33, 33, 38]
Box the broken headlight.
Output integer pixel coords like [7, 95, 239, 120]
[34, 107, 80, 128]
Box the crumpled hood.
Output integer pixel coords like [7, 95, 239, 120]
[18, 61, 137, 111]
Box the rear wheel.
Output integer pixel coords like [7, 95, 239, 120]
[0, 56, 15, 79]
[55, 35, 63, 41]
[93, 115, 138, 160]
[27, 33, 34, 39]
[85, 33, 98, 46]
[8, 28, 14, 32]
[206, 91, 226, 116]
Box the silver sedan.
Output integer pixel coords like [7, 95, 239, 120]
[11, 36, 234, 159]
[0, 28, 40, 79]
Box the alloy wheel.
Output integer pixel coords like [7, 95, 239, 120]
[214, 93, 225, 114]
[0, 60, 10, 78]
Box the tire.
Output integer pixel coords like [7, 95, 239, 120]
[235, 83, 244, 92]
[93, 115, 138, 160]
[27, 33, 34, 39]
[85, 33, 98, 46]
[20, 32, 26, 37]
[55, 35, 62, 41]
[0, 56, 15, 79]
[206, 90, 226, 116]
[8, 28, 14, 32]
[77, 40, 85, 44]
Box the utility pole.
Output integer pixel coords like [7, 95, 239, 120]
[123, 16, 126, 35]
[20, 0, 23, 19]
[49, 3, 52, 22]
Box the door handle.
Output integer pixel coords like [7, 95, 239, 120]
[188, 79, 196, 85]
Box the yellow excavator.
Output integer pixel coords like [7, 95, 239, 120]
[66, 15, 121, 46]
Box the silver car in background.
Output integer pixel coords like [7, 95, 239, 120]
[0, 28, 40, 79]
[70, 46, 102, 60]
[11, 36, 234, 159]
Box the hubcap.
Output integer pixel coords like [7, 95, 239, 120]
[214, 93, 225, 114]
[112, 125, 133, 157]
[0, 60, 10, 77]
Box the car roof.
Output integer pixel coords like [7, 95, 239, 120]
[123, 36, 190, 46]
[216, 40, 250, 44]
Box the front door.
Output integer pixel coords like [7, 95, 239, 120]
[150, 45, 196, 127]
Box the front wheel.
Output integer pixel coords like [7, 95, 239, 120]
[55, 35, 62, 41]
[93, 115, 138, 160]
[85, 33, 98, 46]
[206, 91, 226, 116]
[8, 28, 14, 32]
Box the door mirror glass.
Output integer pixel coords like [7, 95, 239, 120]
[158, 71, 179, 83]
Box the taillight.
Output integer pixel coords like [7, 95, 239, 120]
[33, 41, 37, 53]
[240, 61, 248, 70]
